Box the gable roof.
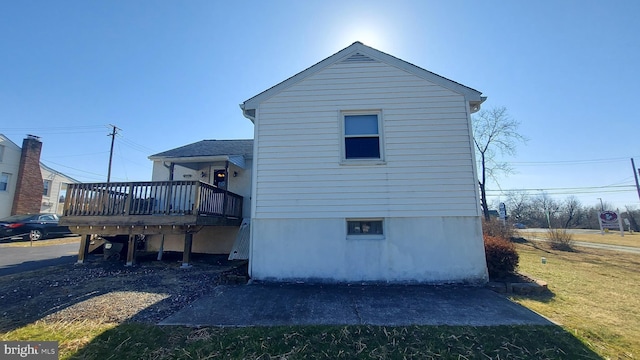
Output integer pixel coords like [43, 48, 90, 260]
[0, 133, 22, 151]
[149, 139, 254, 170]
[1, 133, 79, 183]
[40, 162, 80, 183]
[149, 139, 254, 160]
[241, 42, 485, 120]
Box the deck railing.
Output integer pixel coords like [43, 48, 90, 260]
[63, 181, 243, 218]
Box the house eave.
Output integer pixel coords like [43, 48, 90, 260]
[148, 155, 248, 169]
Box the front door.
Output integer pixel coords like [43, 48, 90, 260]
[214, 170, 226, 189]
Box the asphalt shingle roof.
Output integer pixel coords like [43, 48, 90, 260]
[149, 139, 254, 159]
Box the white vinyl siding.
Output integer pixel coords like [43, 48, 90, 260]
[40, 166, 78, 214]
[253, 60, 477, 219]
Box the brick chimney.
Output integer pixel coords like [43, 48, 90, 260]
[11, 135, 44, 215]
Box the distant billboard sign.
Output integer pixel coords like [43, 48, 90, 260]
[598, 211, 624, 236]
[599, 211, 620, 229]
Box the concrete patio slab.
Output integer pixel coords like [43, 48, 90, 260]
[159, 283, 553, 327]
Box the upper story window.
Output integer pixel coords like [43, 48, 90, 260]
[0, 145, 5, 162]
[43, 179, 51, 196]
[0, 173, 9, 191]
[342, 112, 383, 161]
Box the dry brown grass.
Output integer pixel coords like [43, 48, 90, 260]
[523, 230, 639, 248]
[512, 242, 640, 358]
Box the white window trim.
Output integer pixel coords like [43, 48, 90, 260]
[346, 218, 385, 240]
[340, 110, 385, 165]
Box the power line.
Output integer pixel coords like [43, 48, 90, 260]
[117, 134, 159, 154]
[41, 159, 107, 178]
[486, 184, 634, 192]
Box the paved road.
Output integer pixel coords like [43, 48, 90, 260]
[0, 241, 79, 276]
[519, 228, 612, 235]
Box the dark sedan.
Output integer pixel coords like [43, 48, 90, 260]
[0, 214, 73, 241]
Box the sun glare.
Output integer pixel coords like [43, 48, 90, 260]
[350, 27, 385, 48]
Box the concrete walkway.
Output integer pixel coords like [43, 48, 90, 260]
[159, 283, 552, 327]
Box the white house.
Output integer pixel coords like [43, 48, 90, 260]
[0, 134, 78, 218]
[240, 42, 488, 283]
[0, 134, 21, 218]
[40, 163, 80, 215]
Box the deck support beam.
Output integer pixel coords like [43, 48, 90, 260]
[126, 234, 136, 266]
[77, 234, 91, 264]
[182, 233, 193, 268]
[157, 235, 165, 261]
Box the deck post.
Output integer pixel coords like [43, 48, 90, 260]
[222, 161, 229, 216]
[123, 183, 133, 216]
[126, 234, 136, 266]
[181, 232, 193, 268]
[157, 235, 165, 261]
[77, 234, 91, 264]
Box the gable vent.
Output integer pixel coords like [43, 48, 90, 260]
[341, 53, 378, 63]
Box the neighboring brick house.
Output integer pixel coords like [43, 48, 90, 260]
[0, 134, 78, 218]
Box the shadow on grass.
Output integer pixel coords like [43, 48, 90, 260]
[511, 289, 556, 304]
[0, 253, 245, 334]
[70, 324, 604, 359]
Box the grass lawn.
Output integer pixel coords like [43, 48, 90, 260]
[2, 241, 638, 359]
[4, 323, 598, 359]
[512, 242, 640, 358]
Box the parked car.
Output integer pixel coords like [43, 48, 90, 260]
[513, 223, 527, 229]
[0, 213, 73, 241]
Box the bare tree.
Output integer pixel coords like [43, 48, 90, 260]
[560, 196, 582, 229]
[472, 107, 527, 221]
[506, 191, 531, 224]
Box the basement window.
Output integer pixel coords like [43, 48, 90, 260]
[347, 219, 384, 240]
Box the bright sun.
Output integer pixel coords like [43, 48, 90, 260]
[343, 22, 387, 49]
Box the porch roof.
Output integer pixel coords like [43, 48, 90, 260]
[149, 139, 253, 170]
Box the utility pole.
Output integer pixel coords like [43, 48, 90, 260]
[632, 158, 640, 202]
[107, 124, 120, 183]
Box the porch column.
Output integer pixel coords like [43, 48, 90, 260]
[222, 160, 229, 216]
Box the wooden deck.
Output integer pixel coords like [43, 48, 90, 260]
[59, 181, 244, 266]
[61, 180, 243, 227]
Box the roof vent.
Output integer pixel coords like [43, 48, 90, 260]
[341, 53, 377, 63]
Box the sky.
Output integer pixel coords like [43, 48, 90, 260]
[1, 0, 639, 211]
